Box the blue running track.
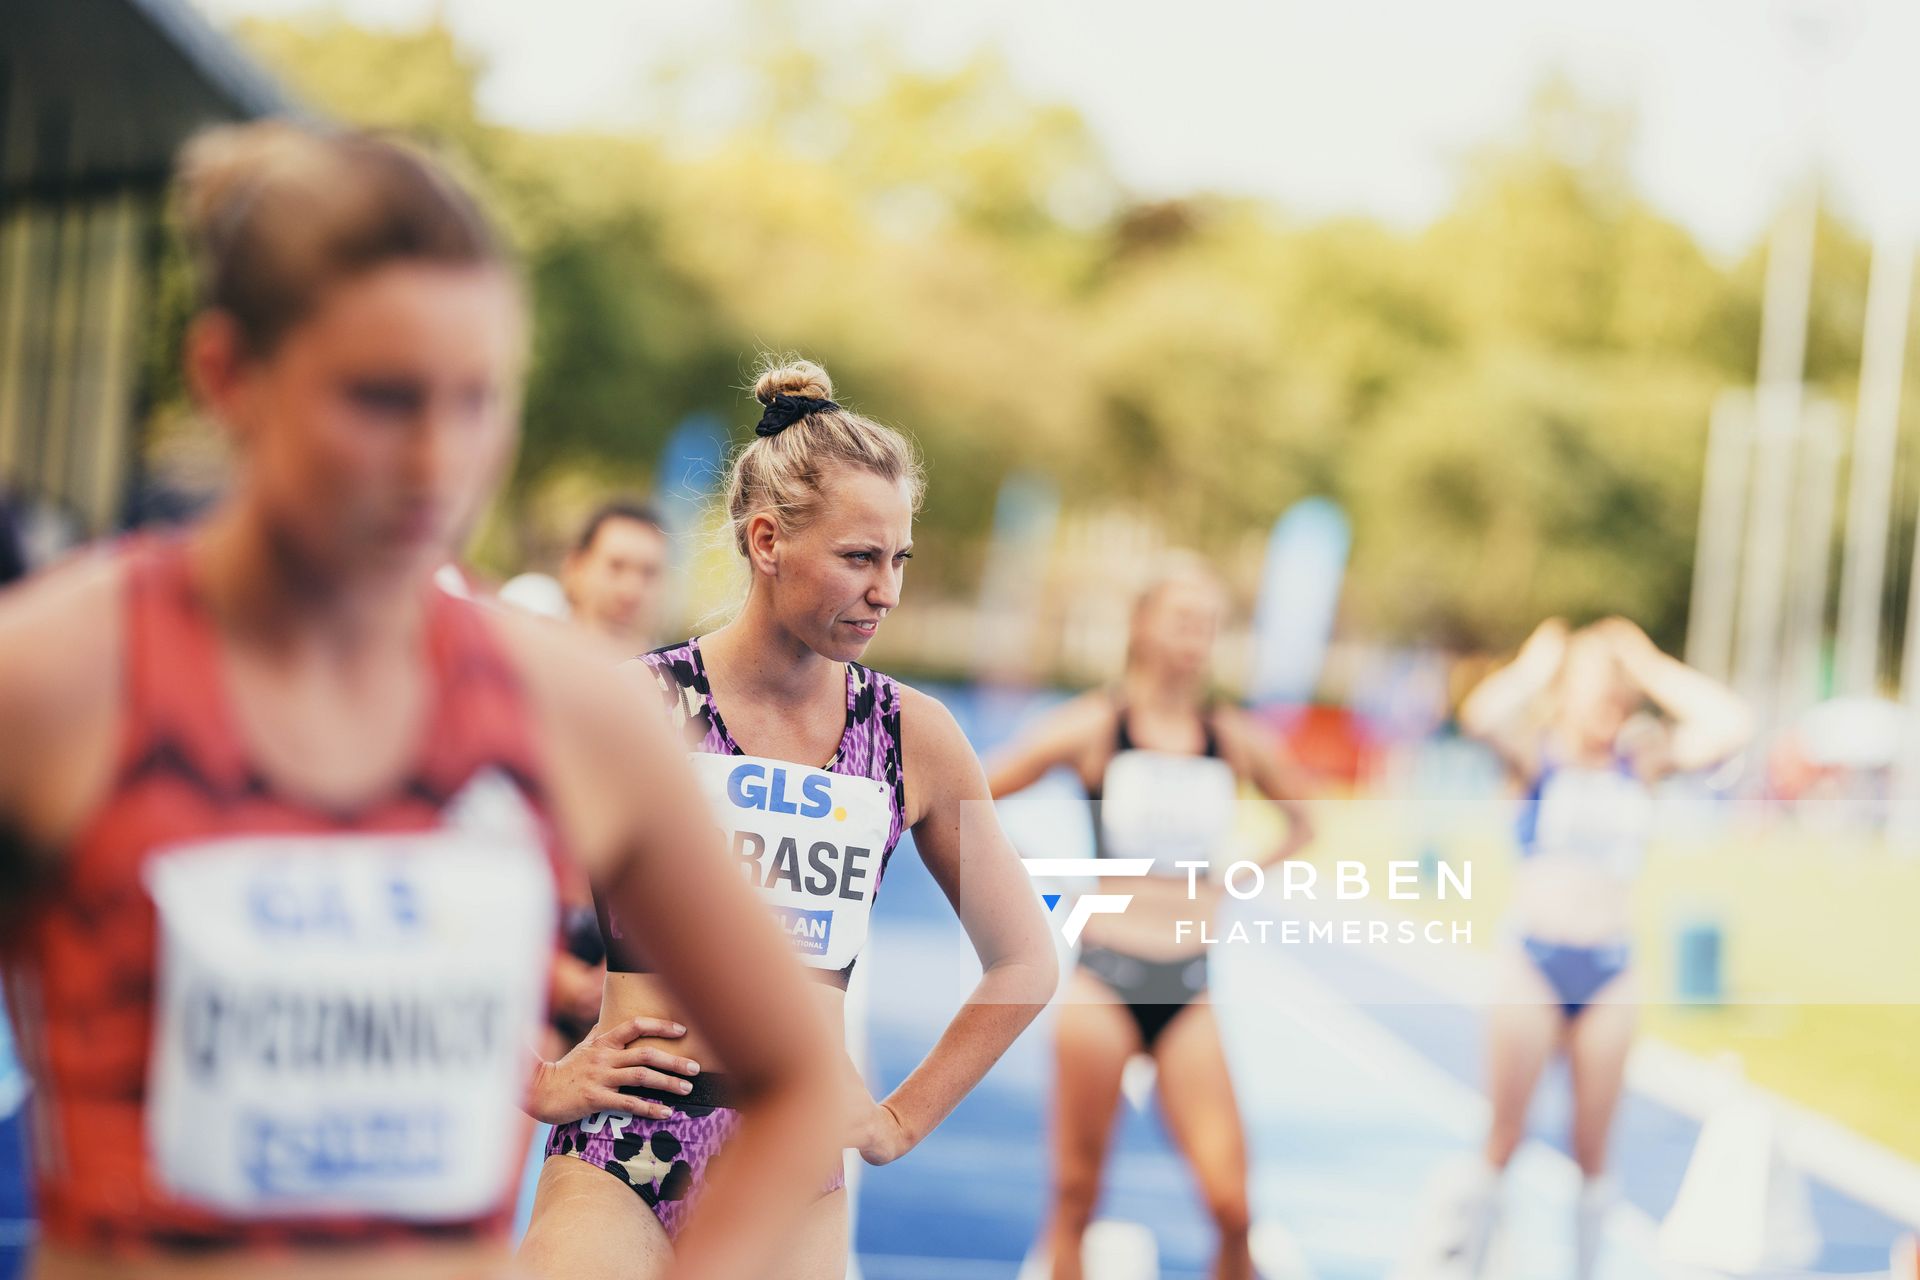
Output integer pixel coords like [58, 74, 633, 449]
[4, 686, 1912, 1279]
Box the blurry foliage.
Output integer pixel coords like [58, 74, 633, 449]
[211, 17, 1913, 648]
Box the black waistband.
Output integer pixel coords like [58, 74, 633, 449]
[1077, 943, 1210, 1003]
[620, 1070, 736, 1112]
[606, 962, 857, 989]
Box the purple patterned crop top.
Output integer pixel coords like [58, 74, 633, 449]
[597, 635, 908, 988]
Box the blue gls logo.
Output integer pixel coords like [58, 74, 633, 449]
[727, 763, 833, 818]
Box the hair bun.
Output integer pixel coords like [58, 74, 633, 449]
[173, 121, 326, 257]
[753, 358, 833, 406]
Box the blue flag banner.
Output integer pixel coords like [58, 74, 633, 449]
[653, 413, 729, 538]
[1251, 497, 1351, 706]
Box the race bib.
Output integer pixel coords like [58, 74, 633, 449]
[143, 786, 555, 1220]
[1098, 750, 1238, 876]
[691, 753, 890, 972]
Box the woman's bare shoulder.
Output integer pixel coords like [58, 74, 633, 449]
[0, 550, 128, 842]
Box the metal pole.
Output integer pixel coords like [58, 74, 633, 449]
[1889, 552, 1920, 844]
[1893, 517, 1920, 845]
[1892, 365, 1920, 845]
[1781, 398, 1842, 717]
[1734, 175, 1819, 738]
[1835, 230, 1914, 696]
[1687, 391, 1756, 682]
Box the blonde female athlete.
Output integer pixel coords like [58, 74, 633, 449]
[989, 560, 1312, 1280]
[521, 359, 1058, 1279]
[1450, 617, 1750, 1277]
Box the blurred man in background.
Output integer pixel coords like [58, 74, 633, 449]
[536, 500, 674, 1048]
[560, 499, 669, 653]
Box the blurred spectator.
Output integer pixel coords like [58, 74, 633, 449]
[530, 501, 673, 1049]
[560, 499, 669, 650]
[498, 570, 570, 619]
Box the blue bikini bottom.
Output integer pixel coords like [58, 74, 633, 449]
[1521, 937, 1630, 1019]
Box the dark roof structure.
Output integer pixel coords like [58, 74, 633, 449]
[0, 0, 292, 539]
[1, 0, 298, 200]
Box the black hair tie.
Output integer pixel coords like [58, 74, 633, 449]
[755, 394, 837, 437]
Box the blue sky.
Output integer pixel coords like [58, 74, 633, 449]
[193, 0, 1920, 259]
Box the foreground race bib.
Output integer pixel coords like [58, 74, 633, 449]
[1098, 750, 1238, 876]
[143, 803, 555, 1220]
[691, 753, 890, 972]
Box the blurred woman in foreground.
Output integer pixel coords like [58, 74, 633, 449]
[1449, 617, 1751, 1278]
[0, 121, 837, 1280]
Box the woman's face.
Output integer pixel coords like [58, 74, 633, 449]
[757, 465, 915, 664]
[203, 261, 525, 585]
[1554, 634, 1635, 749]
[1134, 576, 1224, 682]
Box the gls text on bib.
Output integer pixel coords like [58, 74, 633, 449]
[692, 753, 889, 972]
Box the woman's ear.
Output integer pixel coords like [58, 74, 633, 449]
[184, 311, 257, 446]
[745, 511, 781, 578]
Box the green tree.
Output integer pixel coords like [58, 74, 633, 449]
[201, 14, 1896, 656]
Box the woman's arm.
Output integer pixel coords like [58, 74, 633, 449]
[983, 692, 1109, 799]
[1459, 618, 1568, 776]
[851, 687, 1059, 1166]
[1601, 619, 1753, 775]
[0, 555, 123, 908]
[1213, 708, 1313, 865]
[606, 697, 843, 1280]
[0, 632, 53, 905]
[519, 624, 842, 1280]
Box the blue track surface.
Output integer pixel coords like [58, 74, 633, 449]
[846, 687, 1911, 1277]
[1, 1000, 30, 1280]
[4, 685, 1912, 1277]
